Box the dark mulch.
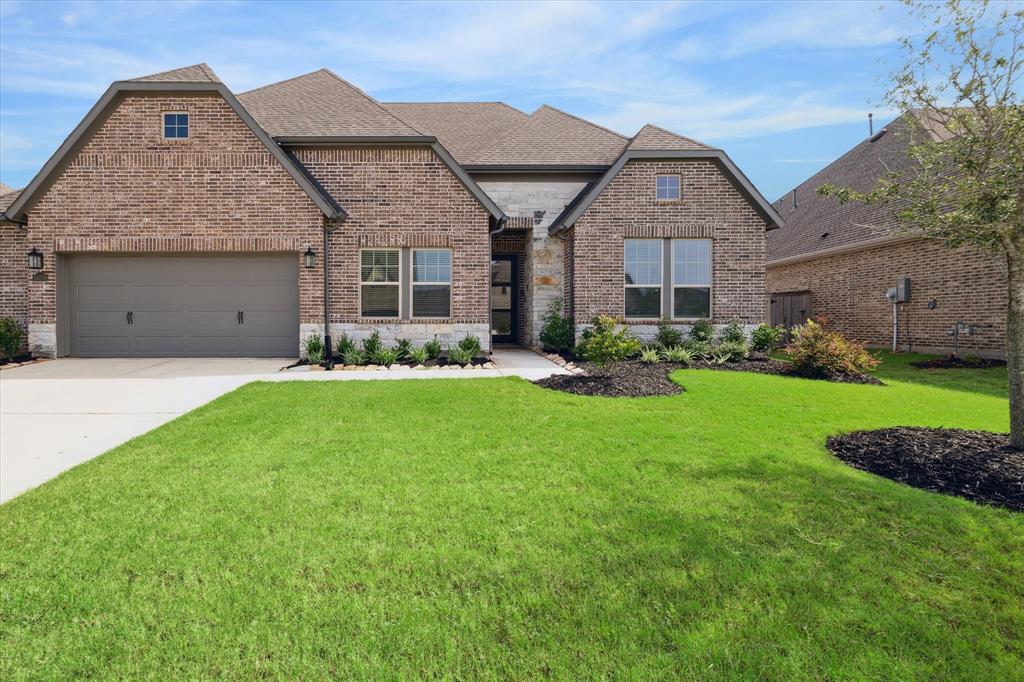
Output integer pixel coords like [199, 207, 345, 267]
[827, 427, 1023, 511]
[0, 353, 32, 366]
[691, 356, 882, 385]
[535, 361, 688, 397]
[911, 354, 1006, 370]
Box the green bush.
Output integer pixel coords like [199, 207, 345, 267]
[342, 347, 366, 366]
[655, 318, 683, 348]
[721, 319, 747, 344]
[576, 316, 642, 368]
[448, 346, 475, 366]
[684, 339, 711, 360]
[371, 346, 400, 366]
[715, 340, 749, 363]
[362, 331, 383, 356]
[784, 318, 879, 377]
[304, 334, 325, 365]
[539, 300, 575, 352]
[661, 346, 695, 365]
[423, 337, 442, 360]
[394, 338, 412, 360]
[0, 317, 22, 360]
[639, 347, 661, 364]
[689, 319, 714, 343]
[335, 333, 357, 357]
[750, 324, 784, 354]
[407, 347, 429, 365]
[457, 334, 482, 357]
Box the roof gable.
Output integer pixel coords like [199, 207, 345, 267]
[238, 69, 421, 138]
[467, 105, 629, 166]
[628, 124, 713, 151]
[129, 63, 221, 83]
[383, 102, 528, 163]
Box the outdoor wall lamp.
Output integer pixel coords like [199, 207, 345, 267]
[303, 246, 317, 269]
[27, 248, 43, 270]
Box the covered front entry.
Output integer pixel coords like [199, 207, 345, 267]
[65, 254, 299, 357]
[491, 254, 519, 345]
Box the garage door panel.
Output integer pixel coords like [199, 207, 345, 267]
[69, 255, 298, 358]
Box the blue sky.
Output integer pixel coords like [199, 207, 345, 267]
[0, 0, 923, 200]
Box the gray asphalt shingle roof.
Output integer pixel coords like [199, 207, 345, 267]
[128, 63, 221, 83]
[628, 124, 714, 151]
[382, 102, 529, 163]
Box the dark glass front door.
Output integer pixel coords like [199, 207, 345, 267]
[491, 255, 518, 344]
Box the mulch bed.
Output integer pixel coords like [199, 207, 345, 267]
[911, 355, 1006, 370]
[534, 355, 880, 397]
[827, 427, 1023, 511]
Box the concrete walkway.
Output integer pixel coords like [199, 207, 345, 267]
[0, 351, 567, 503]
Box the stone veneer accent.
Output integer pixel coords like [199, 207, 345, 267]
[301, 322, 490, 357]
[569, 159, 768, 329]
[22, 92, 326, 357]
[768, 237, 1007, 356]
[478, 179, 588, 345]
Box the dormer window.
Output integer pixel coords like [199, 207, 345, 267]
[163, 112, 189, 139]
[656, 174, 680, 200]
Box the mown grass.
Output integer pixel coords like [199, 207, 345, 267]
[0, 354, 1020, 679]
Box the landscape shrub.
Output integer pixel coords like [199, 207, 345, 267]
[342, 348, 366, 366]
[362, 331, 382, 356]
[576, 316, 642, 368]
[304, 334, 325, 366]
[784, 318, 879, 377]
[407, 347, 429, 365]
[715, 340, 749, 363]
[370, 346, 400, 366]
[394, 338, 412, 360]
[0, 317, 22, 360]
[683, 339, 711, 359]
[655, 318, 683, 348]
[661, 346, 695, 365]
[750, 324, 784, 354]
[335, 333, 357, 357]
[539, 300, 575, 352]
[457, 334, 482, 357]
[423, 336, 442, 360]
[689, 318, 714, 343]
[448, 346, 475, 366]
[639, 348, 661, 364]
[721, 319, 747, 344]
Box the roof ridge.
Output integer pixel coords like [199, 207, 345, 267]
[534, 104, 629, 140]
[319, 69, 425, 135]
[636, 123, 716, 150]
[196, 63, 219, 82]
[129, 63, 218, 83]
[237, 68, 331, 97]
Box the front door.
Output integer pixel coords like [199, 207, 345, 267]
[491, 255, 518, 344]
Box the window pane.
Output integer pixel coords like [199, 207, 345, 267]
[361, 250, 399, 283]
[164, 125, 177, 138]
[624, 240, 661, 285]
[625, 287, 661, 318]
[176, 114, 189, 126]
[492, 311, 512, 336]
[674, 287, 710, 318]
[361, 284, 399, 317]
[657, 175, 680, 199]
[413, 250, 451, 283]
[413, 284, 450, 317]
[673, 239, 711, 285]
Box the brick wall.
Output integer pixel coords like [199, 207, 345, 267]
[767, 238, 1007, 356]
[292, 146, 491, 346]
[570, 159, 767, 326]
[0, 222, 27, 354]
[25, 92, 325, 355]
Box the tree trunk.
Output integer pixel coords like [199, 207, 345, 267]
[1007, 242, 1024, 449]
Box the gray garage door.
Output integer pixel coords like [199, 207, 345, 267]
[69, 255, 299, 357]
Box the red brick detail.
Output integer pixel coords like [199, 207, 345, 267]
[767, 238, 1007, 354]
[292, 146, 490, 325]
[0, 223, 28, 352]
[24, 93, 326, 327]
[570, 159, 767, 324]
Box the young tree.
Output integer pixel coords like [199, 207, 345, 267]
[820, 0, 1024, 447]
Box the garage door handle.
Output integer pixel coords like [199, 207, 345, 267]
[127, 311, 133, 325]
[237, 311, 243, 325]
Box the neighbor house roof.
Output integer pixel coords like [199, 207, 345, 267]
[767, 115, 919, 264]
[238, 69, 422, 138]
[383, 102, 529, 164]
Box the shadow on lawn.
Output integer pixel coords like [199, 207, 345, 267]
[869, 352, 1008, 400]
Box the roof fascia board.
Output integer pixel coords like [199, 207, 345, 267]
[548, 149, 784, 234]
[6, 80, 345, 221]
[463, 164, 609, 174]
[429, 142, 504, 220]
[276, 135, 438, 145]
[767, 234, 918, 267]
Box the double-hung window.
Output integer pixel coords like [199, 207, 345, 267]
[360, 249, 400, 317]
[624, 238, 712, 319]
[672, 239, 711, 318]
[412, 249, 451, 318]
[624, 239, 662, 318]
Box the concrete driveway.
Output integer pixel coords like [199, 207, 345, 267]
[0, 358, 288, 503]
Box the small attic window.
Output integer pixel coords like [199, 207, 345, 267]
[656, 175, 680, 200]
[163, 112, 189, 139]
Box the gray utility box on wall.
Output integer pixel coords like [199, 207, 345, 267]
[886, 276, 912, 304]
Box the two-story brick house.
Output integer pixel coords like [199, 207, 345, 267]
[0, 64, 782, 358]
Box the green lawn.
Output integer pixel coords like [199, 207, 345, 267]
[1, 354, 1021, 679]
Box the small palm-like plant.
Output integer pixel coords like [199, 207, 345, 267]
[661, 346, 694, 365]
[342, 347, 366, 366]
[448, 346, 475, 366]
[371, 346, 400, 366]
[407, 346, 429, 365]
[423, 336, 442, 360]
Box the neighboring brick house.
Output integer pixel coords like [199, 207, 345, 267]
[766, 115, 1007, 357]
[0, 64, 782, 358]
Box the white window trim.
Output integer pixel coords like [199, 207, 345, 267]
[162, 111, 190, 140]
[359, 248, 402, 319]
[410, 248, 452, 320]
[656, 174, 681, 201]
[670, 239, 713, 320]
[624, 238, 663, 319]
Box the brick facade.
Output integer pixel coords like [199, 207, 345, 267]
[570, 159, 767, 329]
[0, 222, 27, 354]
[767, 238, 1007, 356]
[23, 92, 326, 355]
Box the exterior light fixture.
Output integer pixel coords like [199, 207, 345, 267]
[27, 248, 43, 270]
[303, 246, 316, 269]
